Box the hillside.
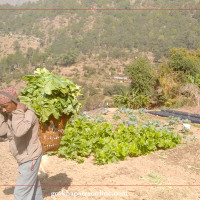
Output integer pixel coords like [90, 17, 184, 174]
[0, 0, 200, 59]
[0, 0, 200, 110]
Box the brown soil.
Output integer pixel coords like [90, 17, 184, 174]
[1, 107, 200, 200]
[174, 106, 200, 114]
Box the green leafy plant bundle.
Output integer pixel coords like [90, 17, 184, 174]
[19, 68, 82, 122]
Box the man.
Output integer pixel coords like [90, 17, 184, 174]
[0, 86, 43, 200]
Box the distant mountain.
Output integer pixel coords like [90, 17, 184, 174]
[0, 0, 39, 5]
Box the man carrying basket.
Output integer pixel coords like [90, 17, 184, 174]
[0, 86, 43, 200]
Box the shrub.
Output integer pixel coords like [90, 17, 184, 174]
[103, 84, 128, 96]
[113, 89, 150, 109]
[82, 94, 105, 111]
[89, 87, 99, 96]
[99, 51, 108, 59]
[83, 66, 96, 77]
[109, 48, 126, 59]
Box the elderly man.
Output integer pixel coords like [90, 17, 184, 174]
[0, 86, 43, 200]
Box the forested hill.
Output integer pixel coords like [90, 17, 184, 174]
[0, 0, 200, 60]
[0, 0, 200, 110]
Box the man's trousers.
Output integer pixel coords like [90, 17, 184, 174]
[14, 155, 43, 200]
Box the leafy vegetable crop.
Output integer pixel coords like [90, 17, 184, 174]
[57, 117, 181, 165]
[19, 68, 82, 122]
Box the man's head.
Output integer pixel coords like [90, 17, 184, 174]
[0, 87, 18, 114]
[1, 102, 17, 114]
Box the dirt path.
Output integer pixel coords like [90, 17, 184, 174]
[1, 140, 200, 199]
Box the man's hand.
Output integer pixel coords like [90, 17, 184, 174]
[17, 102, 27, 112]
[0, 110, 8, 118]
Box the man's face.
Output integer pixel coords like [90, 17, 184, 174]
[1, 101, 17, 114]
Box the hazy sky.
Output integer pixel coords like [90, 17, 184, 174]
[0, 0, 39, 5]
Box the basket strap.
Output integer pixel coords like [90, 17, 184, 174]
[0, 91, 19, 104]
[49, 123, 63, 135]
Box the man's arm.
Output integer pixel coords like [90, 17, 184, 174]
[0, 112, 8, 136]
[12, 106, 36, 138]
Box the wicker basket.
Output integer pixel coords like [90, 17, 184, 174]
[39, 115, 70, 153]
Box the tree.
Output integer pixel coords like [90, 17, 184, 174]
[169, 49, 200, 76]
[58, 51, 78, 66]
[13, 40, 20, 51]
[126, 57, 156, 95]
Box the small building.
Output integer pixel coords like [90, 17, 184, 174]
[113, 76, 131, 83]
